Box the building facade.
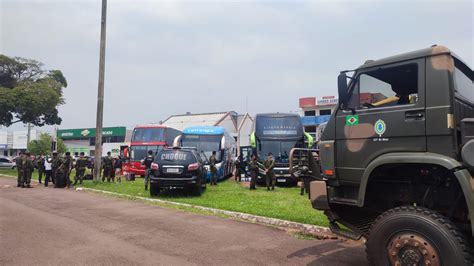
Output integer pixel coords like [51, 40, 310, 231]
[161, 111, 254, 152]
[299, 96, 338, 140]
[0, 130, 39, 156]
[57, 126, 131, 156]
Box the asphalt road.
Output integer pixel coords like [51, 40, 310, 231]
[0, 177, 367, 265]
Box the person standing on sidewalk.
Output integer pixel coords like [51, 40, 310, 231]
[15, 152, 25, 187]
[73, 152, 87, 186]
[142, 150, 154, 191]
[114, 156, 123, 182]
[209, 151, 218, 185]
[37, 154, 45, 184]
[249, 154, 258, 190]
[44, 156, 53, 187]
[51, 152, 61, 185]
[23, 152, 34, 188]
[264, 152, 276, 191]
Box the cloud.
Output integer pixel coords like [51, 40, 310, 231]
[0, 0, 472, 132]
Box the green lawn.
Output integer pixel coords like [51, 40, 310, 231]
[0, 168, 328, 227]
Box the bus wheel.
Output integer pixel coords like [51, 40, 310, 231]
[366, 206, 472, 266]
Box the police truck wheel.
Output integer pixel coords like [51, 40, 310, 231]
[366, 206, 472, 266]
[149, 184, 160, 196]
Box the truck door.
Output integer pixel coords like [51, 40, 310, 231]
[335, 60, 426, 183]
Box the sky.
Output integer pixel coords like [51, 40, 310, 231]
[0, 0, 472, 132]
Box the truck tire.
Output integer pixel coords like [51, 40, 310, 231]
[149, 184, 160, 196]
[366, 206, 472, 266]
[192, 178, 203, 196]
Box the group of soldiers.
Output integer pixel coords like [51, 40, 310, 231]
[237, 152, 276, 191]
[14, 151, 94, 189]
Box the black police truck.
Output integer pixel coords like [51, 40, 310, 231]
[149, 147, 207, 196]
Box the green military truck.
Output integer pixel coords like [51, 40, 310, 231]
[295, 46, 473, 265]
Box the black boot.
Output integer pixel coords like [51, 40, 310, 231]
[145, 185, 148, 191]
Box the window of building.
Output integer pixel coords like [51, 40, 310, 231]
[319, 109, 331, 115]
[304, 110, 316, 116]
[349, 63, 418, 109]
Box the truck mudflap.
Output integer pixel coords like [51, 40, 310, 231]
[309, 181, 330, 210]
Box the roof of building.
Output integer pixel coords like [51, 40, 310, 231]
[161, 111, 237, 131]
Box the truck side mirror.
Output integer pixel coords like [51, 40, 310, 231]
[338, 73, 348, 108]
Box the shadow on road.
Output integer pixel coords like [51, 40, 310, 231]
[287, 239, 368, 266]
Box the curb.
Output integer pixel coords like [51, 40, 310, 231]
[79, 187, 334, 238]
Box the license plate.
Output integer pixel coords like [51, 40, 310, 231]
[166, 168, 180, 173]
[277, 179, 286, 183]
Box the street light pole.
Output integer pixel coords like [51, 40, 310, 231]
[93, 0, 107, 182]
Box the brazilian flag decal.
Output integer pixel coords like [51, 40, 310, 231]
[345, 115, 359, 126]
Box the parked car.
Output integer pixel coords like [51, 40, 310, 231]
[149, 147, 207, 196]
[0, 157, 16, 169]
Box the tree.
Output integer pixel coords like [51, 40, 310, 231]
[27, 133, 66, 155]
[0, 55, 67, 127]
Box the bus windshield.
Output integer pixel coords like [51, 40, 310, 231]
[255, 115, 303, 138]
[181, 134, 222, 162]
[132, 128, 165, 143]
[129, 145, 162, 161]
[257, 139, 298, 163]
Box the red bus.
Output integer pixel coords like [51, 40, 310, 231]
[125, 125, 181, 178]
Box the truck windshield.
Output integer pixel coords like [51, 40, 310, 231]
[132, 128, 165, 143]
[257, 139, 298, 163]
[181, 134, 222, 162]
[129, 145, 161, 161]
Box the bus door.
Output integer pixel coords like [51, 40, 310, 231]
[239, 146, 252, 181]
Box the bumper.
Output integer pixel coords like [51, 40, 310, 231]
[150, 176, 199, 188]
[309, 181, 330, 210]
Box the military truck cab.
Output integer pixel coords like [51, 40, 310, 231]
[310, 46, 473, 265]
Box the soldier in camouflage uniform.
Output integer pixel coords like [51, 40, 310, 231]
[37, 154, 45, 184]
[209, 151, 218, 185]
[264, 152, 276, 191]
[102, 152, 114, 182]
[73, 152, 88, 185]
[61, 152, 73, 188]
[248, 154, 258, 190]
[23, 152, 34, 188]
[51, 152, 61, 185]
[15, 152, 25, 187]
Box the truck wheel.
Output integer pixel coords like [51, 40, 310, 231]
[193, 178, 203, 196]
[366, 206, 472, 266]
[149, 184, 160, 196]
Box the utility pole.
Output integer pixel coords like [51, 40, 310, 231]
[26, 123, 31, 146]
[93, 0, 107, 182]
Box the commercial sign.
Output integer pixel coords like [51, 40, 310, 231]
[316, 96, 338, 106]
[57, 127, 126, 139]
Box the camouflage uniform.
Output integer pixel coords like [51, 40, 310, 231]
[60, 154, 73, 188]
[51, 154, 62, 185]
[37, 156, 45, 184]
[74, 156, 88, 185]
[209, 154, 218, 185]
[264, 156, 276, 190]
[248, 158, 258, 190]
[102, 155, 114, 182]
[15, 155, 24, 187]
[23, 155, 34, 188]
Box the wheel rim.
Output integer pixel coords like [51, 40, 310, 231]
[387, 233, 440, 266]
